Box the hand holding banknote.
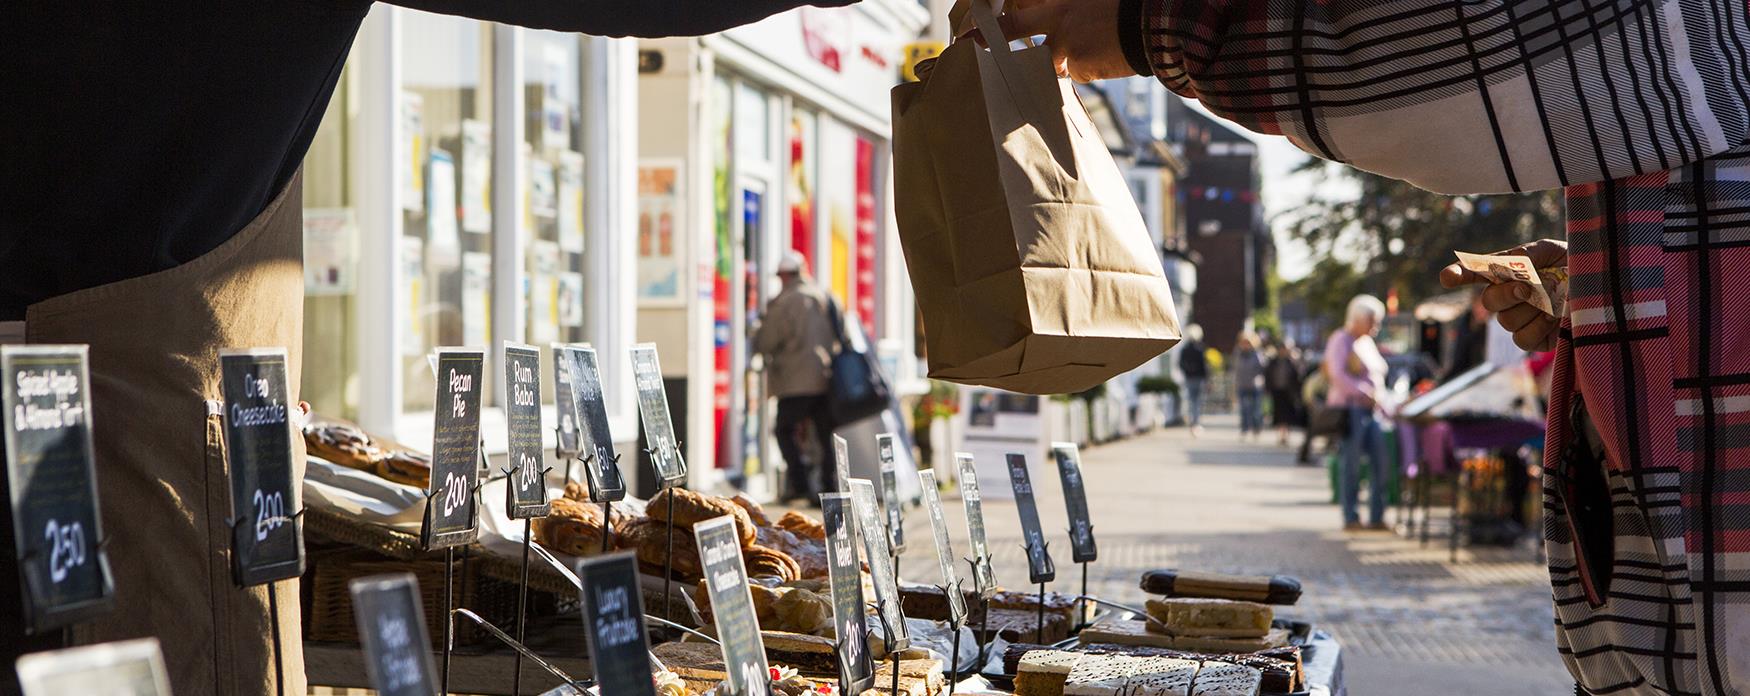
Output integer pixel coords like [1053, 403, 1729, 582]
[1438, 239, 1568, 352]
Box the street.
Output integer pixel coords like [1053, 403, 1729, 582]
[899, 414, 1574, 695]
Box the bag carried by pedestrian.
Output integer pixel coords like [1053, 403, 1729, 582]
[826, 298, 891, 425]
[891, 0, 1180, 395]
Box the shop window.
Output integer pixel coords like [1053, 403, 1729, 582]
[522, 31, 589, 407]
[301, 69, 359, 419]
[399, 12, 495, 413]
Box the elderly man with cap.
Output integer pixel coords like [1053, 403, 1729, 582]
[753, 251, 842, 503]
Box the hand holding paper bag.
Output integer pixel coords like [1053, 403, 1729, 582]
[893, 0, 1180, 395]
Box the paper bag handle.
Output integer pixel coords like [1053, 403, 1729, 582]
[963, 0, 1048, 124]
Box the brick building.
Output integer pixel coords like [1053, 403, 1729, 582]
[1169, 100, 1275, 354]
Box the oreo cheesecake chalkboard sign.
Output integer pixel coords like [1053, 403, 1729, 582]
[1052, 442, 1097, 564]
[423, 348, 484, 550]
[2, 345, 114, 633]
[1006, 453, 1055, 583]
[503, 343, 549, 518]
[630, 344, 686, 486]
[577, 552, 657, 696]
[572, 347, 625, 502]
[219, 348, 305, 586]
[350, 573, 439, 696]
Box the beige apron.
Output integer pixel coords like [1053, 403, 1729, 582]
[26, 175, 307, 696]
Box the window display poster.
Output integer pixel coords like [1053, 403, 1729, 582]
[819, 118, 856, 303]
[15, 639, 171, 696]
[541, 44, 573, 151]
[557, 150, 585, 253]
[637, 161, 683, 303]
[528, 241, 560, 344]
[425, 349, 484, 549]
[462, 252, 491, 349]
[529, 156, 557, 223]
[303, 208, 356, 296]
[460, 119, 492, 234]
[788, 112, 816, 266]
[558, 272, 585, 328]
[399, 91, 424, 212]
[349, 574, 438, 696]
[426, 151, 461, 268]
[3, 345, 113, 632]
[854, 137, 877, 332]
[219, 349, 305, 587]
[400, 236, 425, 357]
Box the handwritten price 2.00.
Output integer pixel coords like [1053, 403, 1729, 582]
[254, 489, 287, 542]
[43, 519, 86, 583]
[441, 471, 471, 517]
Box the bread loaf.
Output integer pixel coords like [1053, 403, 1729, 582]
[648, 487, 758, 546]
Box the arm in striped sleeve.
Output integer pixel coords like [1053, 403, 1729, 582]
[1136, 0, 1750, 194]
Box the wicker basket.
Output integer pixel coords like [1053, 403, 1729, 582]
[304, 548, 534, 649]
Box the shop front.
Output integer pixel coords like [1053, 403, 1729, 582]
[297, 6, 643, 479]
[637, 1, 932, 501]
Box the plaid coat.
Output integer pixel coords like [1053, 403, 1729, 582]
[1138, 1, 1750, 693]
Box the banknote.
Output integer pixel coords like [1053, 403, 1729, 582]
[1453, 250, 1566, 317]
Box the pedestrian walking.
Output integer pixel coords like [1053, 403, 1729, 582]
[1323, 296, 1391, 532]
[3, 1, 854, 693]
[1232, 331, 1266, 440]
[752, 251, 843, 504]
[1266, 338, 1306, 447]
[1177, 324, 1209, 437]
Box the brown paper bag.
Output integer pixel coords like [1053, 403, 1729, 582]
[891, 0, 1180, 395]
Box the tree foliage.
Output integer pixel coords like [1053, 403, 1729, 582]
[1280, 160, 1562, 323]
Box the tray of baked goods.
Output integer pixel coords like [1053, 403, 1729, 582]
[970, 569, 1339, 696]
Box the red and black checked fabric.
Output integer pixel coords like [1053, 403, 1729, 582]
[1139, 2, 1750, 693]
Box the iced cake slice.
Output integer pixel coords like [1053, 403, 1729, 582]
[1145, 598, 1273, 638]
[1120, 657, 1200, 696]
[1015, 650, 1083, 696]
[1189, 660, 1263, 696]
[1063, 655, 1150, 696]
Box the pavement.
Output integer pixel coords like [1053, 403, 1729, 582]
[895, 413, 1575, 696]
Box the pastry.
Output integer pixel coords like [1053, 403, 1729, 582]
[760, 631, 839, 676]
[729, 493, 773, 528]
[1145, 598, 1272, 638]
[649, 487, 758, 546]
[532, 498, 607, 557]
[756, 525, 830, 580]
[776, 510, 826, 541]
[1014, 650, 1081, 696]
[1124, 658, 1199, 696]
[1140, 570, 1301, 606]
[651, 642, 727, 695]
[744, 545, 802, 583]
[302, 421, 383, 471]
[771, 588, 833, 635]
[377, 450, 432, 488]
[869, 656, 947, 696]
[1189, 661, 1263, 696]
[620, 517, 703, 579]
[979, 606, 1072, 644]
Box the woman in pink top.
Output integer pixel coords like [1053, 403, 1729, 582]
[1325, 295, 1390, 530]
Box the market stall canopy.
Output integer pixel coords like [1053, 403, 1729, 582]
[1398, 362, 1540, 424]
[1412, 289, 1474, 324]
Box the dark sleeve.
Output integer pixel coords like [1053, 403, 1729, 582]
[383, 0, 857, 38]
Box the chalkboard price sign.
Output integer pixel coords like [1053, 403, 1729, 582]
[1052, 442, 1097, 564]
[1006, 454, 1055, 583]
[573, 347, 626, 502]
[503, 343, 549, 519]
[916, 471, 967, 622]
[820, 493, 875, 693]
[2, 345, 114, 633]
[694, 516, 770, 696]
[423, 348, 484, 550]
[630, 344, 686, 486]
[349, 573, 439, 696]
[850, 479, 909, 652]
[551, 344, 582, 458]
[577, 552, 657, 696]
[15, 638, 172, 696]
[833, 435, 850, 494]
[876, 434, 904, 554]
[955, 453, 996, 599]
[219, 348, 305, 587]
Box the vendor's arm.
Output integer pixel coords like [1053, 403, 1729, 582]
[383, 0, 856, 38]
[1005, 0, 1748, 194]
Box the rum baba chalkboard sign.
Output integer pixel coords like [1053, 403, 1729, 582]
[503, 343, 549, 518]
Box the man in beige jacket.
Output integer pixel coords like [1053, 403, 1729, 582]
[753, 251, 841, 503]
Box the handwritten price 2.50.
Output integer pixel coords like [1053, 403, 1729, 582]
[43, 519, 86, 583]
